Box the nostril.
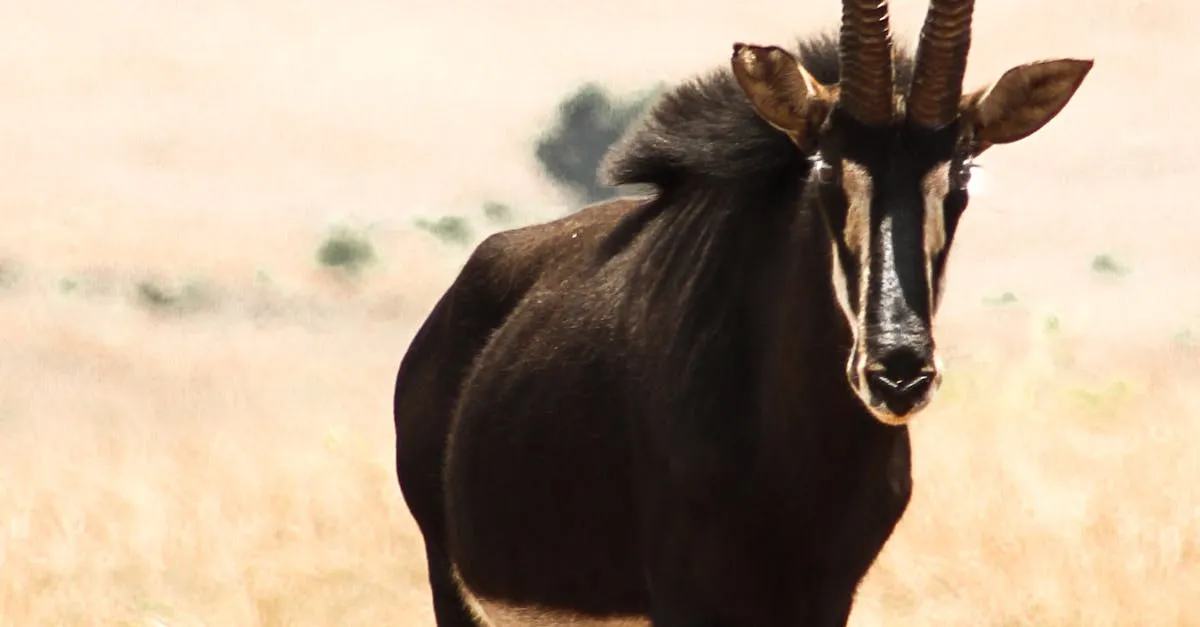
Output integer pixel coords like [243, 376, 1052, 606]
[867, 371, 900, 391]
[897, 373, 932, 395]
[864, 348, 936, 412]
[867, 371, 930, 393]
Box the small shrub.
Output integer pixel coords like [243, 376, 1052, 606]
[415, 216, 472, 246]
[1091, 253, 1128, 276]
[317, 228, 376, 274]
[534, 82, 662, 206]
[983, 291, 1019, 307]
[137, 281, 174, 307]
[134, 277, 216, 315]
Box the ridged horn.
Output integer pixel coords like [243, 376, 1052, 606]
[838, 0, 897, 127]
[908, 0, 976, 128]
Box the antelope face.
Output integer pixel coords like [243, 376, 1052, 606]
[808, 112, 966, 423]
[731, 0, 1093, 425]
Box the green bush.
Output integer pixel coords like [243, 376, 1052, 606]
[415, 216, 472, 246]
[317, 227, 376, 274]
[534, 83, 661, 206]
[134, 277, 216, 315]
[1091, 253, 1128, 276]
[983, 291, 1019, 307]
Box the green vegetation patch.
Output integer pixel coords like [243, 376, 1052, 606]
[415, 216, 472, 246]
[317, 227, 376, 275]
[983, 291, 1019, 307]
[133, 276, 217, 316]
[534, 82, 663, 206]
[1090, 253, 1129, 277]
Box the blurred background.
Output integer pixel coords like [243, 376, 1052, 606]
[1, 0, 1197, 624]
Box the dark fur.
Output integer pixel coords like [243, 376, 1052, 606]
[602, 34, 913, 187]
[396, 35, 925, 626]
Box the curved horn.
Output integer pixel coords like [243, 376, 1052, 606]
[908, 0, 976, 128]
[839, 0, 896, 126]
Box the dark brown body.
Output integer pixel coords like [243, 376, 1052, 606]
[395, 139, 912, 625]
[394, 8, 1093, 622]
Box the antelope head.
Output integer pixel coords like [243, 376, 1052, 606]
[730, 0, 1093, 425]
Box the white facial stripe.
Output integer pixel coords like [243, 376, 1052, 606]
[827, 159, 873, 333]
[840, 160, 873, 258]
[922, 161, 950, 256]
[921, 160, 951, 314]
[829, 243, 855, 333]
[840, 161, 872, 331]
[840, 159, 874, 392]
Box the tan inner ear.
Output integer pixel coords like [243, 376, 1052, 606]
[961, 58, 1094, 150]
[731, 43, 835, 147]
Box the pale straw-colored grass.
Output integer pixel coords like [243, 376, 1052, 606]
[1, 276, 1195, 626]
[2, 0, 1195, 624]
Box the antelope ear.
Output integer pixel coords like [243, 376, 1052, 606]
[961, 58, 1094, 154]
[731, 43, 835, 148]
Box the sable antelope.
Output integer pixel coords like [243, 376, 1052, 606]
[394, 0, 1092, 624]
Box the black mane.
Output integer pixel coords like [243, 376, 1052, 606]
[601, 32, 915, 192]
[593, 33, 917, 416]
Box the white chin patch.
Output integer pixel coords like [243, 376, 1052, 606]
[846, 382, 911, 426]
[851, 368, 944, 427]
[865, 400, 926, 426]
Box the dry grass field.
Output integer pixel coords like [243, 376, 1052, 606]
[1, 0, 1198, 625]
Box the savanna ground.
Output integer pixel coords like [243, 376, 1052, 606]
[1, 0, 1198, 625]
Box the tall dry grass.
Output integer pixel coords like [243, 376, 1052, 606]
[856, 316, 1200, 625]
[0, 255, 1196, 626]
[2, 0, 1197, 624]
[0, 262, 449, 625]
